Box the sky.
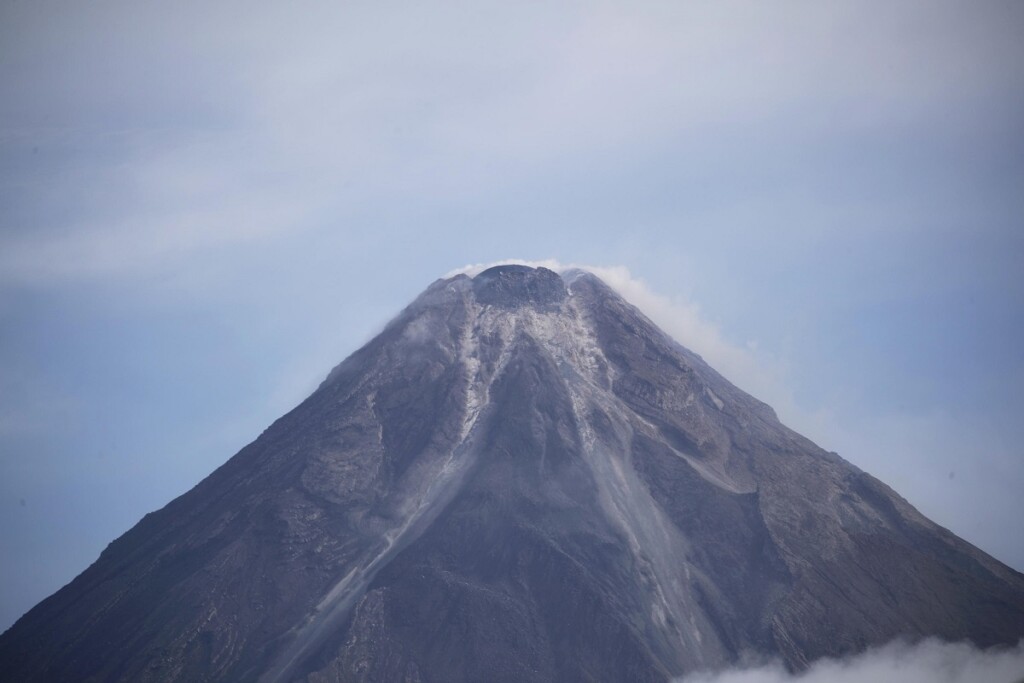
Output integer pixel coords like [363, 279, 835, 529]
[1, 0, 1023, 642]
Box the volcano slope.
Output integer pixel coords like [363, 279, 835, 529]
[2, 265, 1023, 683]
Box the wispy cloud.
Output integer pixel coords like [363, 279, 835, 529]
[448, 259, 818, 438]
[3, 2, 1020, 287]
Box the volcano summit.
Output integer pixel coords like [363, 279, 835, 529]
[2, 265, 1023, 682]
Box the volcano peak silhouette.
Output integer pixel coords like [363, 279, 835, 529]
[2, 265, 1022, 682]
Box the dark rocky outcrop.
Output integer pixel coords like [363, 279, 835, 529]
[471, 264, 567, 308]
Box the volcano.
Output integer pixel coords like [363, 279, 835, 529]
[2, 264, 1023, 682]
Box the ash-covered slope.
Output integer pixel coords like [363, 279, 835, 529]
[2, 265, 1023, 683]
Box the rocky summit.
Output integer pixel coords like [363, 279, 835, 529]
[2, 265, 1023, 682]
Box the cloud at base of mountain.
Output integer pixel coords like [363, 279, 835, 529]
[675, 638, 1024, 683]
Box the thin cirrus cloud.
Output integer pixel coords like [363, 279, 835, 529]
[2, 1, 1021, 287]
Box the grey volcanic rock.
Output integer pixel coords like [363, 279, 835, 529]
[2, 265, 1023, 682]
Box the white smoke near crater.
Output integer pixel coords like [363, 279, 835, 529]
[446, 259, 801, 431]
[675, 639, 1024, 683]
[445, 259, 1024, 576]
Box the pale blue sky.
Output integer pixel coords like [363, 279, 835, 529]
[1, 1, 1023, 631]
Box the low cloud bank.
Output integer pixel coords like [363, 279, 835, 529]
[676, 639, 1024, 683]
